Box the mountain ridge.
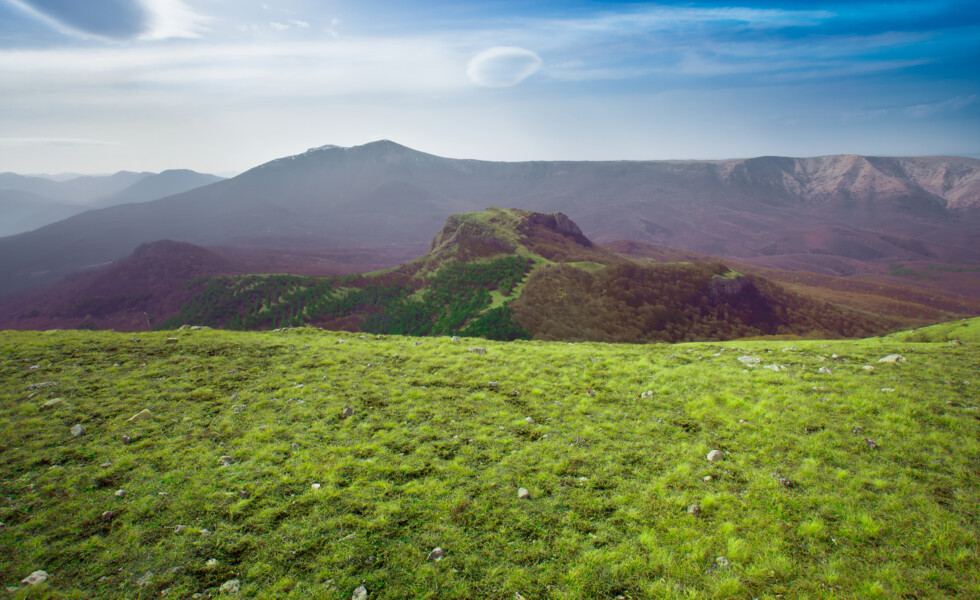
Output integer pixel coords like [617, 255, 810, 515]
[0, 141, 977, 297]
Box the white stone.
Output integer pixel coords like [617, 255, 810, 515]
[517, 487, 531, 499]
[427, 547, 445, 561]
[877, 354, 906, 363]
[21, 570, 48, 586]
[219, 579, 240, 594]
[706, 449, 724, 462]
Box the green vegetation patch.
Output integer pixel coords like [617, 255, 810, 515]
[1, 321, 977, 598]
[165, 256, 534, 340]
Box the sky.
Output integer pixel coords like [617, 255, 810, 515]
[1, 0, 979, 175]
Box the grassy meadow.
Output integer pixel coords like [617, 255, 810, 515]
[1, 319, 978, 599]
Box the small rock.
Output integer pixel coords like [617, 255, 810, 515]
[206, 558, 219, 568]
[101, 510, 117, 522]
[427, 547, 445, 561]
[862, 365, 875, 372]
[136, 571, 154, 587]
[341, 405, 354, 419]
[352, 585, 368, 600]
[640, 390, 654, 398]
[468, 347, 487, 355]
[948, 339, 963, 346]
[525, 416, 535, 425]
[100, 460, 112, 468]
[687, 504, 701, 516]
[127, 409, 154, 423]
[219, 579, 240, 594]
[706, 449, 724, 462]
[218, 455, 234, 466]
[880, 387, 896, 392]
[737, 356, 760, 366]
[311, 483, 321, 490]
[517, 487, 531, 500]
[703, 475, 713, 482]
[114, 489, 126, 498]
[121, 434, 132, 444]
[877, 354, 906, 363]
[451, 336, 460, 344]
[21, 570, 48, 586]
[715, 556, 730, 567]
[818, 367, 832, 374]
[174, 524, 186, 533]
[40, 398, 66, 411]
[70, 423, 85, 437]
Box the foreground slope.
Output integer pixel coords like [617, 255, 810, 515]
[1, 321, 977, 599]
[2, 141, 978, 296]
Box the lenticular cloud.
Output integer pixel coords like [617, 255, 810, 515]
[467, 46, 542, 87]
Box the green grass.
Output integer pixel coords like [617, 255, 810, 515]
[1, 319, 978, 599]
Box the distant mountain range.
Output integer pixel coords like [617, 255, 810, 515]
[0, 140, 978, 298]
[0, 169, 224, 237]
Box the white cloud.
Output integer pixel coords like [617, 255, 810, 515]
[270, 21, 289, 31]
[140, 0, 209, 40]
[289, 19, 310, 29]
[467, 47, 542, 87]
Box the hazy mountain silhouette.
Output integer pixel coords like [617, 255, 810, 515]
[1, 140, 977, 297]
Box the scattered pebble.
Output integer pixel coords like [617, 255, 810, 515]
[525, 417, 535, 425]
[218, 456, 234, 467]
[862, 365, 874, 371]
[121, 434, 132, 444]
[427, 547, 445, 561]
[877, 354, 906, 363]
[114, 489, 126, 498]
[312, 483, 321, 490]
[706, 449, 724, 462]
[818, 367, 832, 374]
[219, 579, 240, 594]
[468, 348, 487, 355]
[704, 475, 713, 482]
[40, 398, 66, 411]
[352, 585, 368, 600]
[687, 504, 701, 516]
[341, 405, 354, 419]
[206, 558, 219, 568]
[21, 570, 48, 586]
[715, 556, 730, 568]
[517, 487, 531, 500]
[70, 423, 85, 437]
[101, 510, 117, 522]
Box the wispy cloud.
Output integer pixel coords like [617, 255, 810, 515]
[905, 95, 978, 118]
[0, 137, 121, 147]
[5, 0, 207, 41]
[467, 46, 542, 87]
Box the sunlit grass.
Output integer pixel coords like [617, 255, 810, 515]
[0, 319, 978, 598]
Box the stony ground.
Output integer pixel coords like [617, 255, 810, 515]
[1, 319, 978, 599]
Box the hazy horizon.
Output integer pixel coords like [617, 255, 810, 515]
[2, 0, 979, 175]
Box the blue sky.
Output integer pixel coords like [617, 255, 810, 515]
[1, 0, 978, 174]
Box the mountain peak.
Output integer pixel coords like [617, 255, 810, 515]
[421, 207, 618, 271]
